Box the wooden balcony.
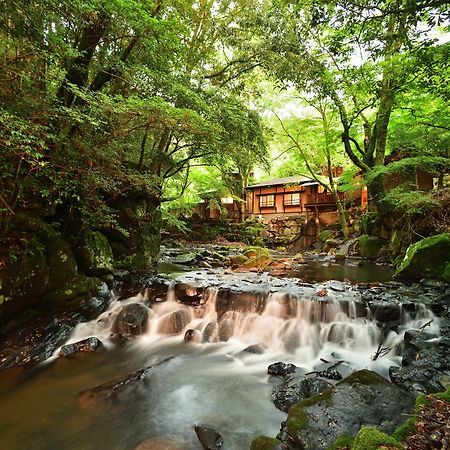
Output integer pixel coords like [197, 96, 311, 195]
[305, 191, 344, 205]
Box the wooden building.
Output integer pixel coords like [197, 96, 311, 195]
[245, 176, 345, 219]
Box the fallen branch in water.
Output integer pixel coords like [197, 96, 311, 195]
[419, 319, 433, 331]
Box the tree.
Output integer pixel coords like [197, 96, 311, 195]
[272, 100, 351, 236]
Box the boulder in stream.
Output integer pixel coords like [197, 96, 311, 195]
[77, 357, 173, 411]
[279, 370, 415, 450]
[268, 362, 297, 377]
[60, 337, 103, 357]
[111, 303, 150, 339]
[194, 425, 223, 450]
[389, 327, 450, 393]
[272, 376, 333, 412]
[394, 233, 450, 282]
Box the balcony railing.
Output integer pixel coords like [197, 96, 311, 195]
[305, 191, 344, 205]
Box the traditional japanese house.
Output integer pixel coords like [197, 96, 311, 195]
[245, 175, 345, 221]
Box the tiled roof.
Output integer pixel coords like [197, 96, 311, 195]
[246, 175, 316, 189]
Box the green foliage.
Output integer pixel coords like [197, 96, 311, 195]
[327, 434, 354, 450]
[351, 427, 403, 450]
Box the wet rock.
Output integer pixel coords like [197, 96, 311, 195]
[218, 317, 234, 342]
[158, 309, 191, 334]
[241, 344, 265, 355]
[215, 290, 267, 318]
[359, 235, 385, 260]
[184, 329, 202, 343]
[174, 283, 203, 306]
[272, 376, 333, 412]
[135, 436, 187, 450]
[112, 303, 150, 339]
[368, 302, 401, 322]
[202, 321, 218, 342]
[77, 358, 172, 410]
[60, 337, 103, 357]
[268, 362, 297, 377]
[194, 425, 223, 450]
[173, 252, 199, 265]
[394, 233, 450, 282]
[389, 328, 450, 393]
[279, 370, 415, 450]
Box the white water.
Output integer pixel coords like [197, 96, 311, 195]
[64, 285, 438, 378]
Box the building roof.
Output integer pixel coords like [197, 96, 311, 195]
[246, 175, 316, 189]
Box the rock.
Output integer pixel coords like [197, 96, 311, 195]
[323, 239, 340, 252]
[202, 321, 218, 342]
[218, 317, 234, 342]
[77, 366, 153, 410]
[239, 344, 265, 355]
[279, 370, 415, 450]
[272, 376, 333, 412]
[319, 230, 333, 242]
[173, 252, 198, 265]
[184, 329, 202, 342]
[135, 437, 187, 450]
[229, 254, 249, 266]
[60, 337, 103, 357]
[243, 246, 271, 258]
[0, 236, 49, 323]
[158, 309, 191, 334]
[75, 231, 113, 276]
[194, 425, 223, 450]
[335, 253, 346, 261]
[174, 283, 203, 305]
[368, 302, 401, 322]
[359, 235, 385, 260]
[389, 329, 450, 393]
[394, 233, 450, 282]
[112, 303, 150, 338]
[268, 362, 297, 377]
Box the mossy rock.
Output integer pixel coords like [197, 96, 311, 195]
[45, 275, 102, 305]
[243, 246, 271, 258]
[394, 233, 450, 281]
[352, 427, 403, 450]
[327, 434, 354, 450]
[230, 254, 249, 265]
[242, 255, 273, 270]
[359, 235, 385, 260]
[0, 236, 49, 323]
[76, 231, 113, 276]
[250, 436, 281, 450]
[282, 370, 414, 450]
[40, 227, 78, 295]
[319, 230, 333, 242]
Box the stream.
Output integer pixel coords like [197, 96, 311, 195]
[0, 259, 445, 450]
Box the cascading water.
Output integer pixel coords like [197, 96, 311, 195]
[64, 283, 438, 379]
[0, 279, 440, 450]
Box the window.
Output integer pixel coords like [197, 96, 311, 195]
[259, 194, 275, 208]
[283, 192, 301, 206]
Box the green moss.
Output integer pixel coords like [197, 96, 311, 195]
[392, 416, 416, 442]
[359, 235, 385, 259]
[434, 386, 450, 402]
[243, 246, 271, 258]
[337, 370, 386, 386]
[327, 434, 354, 450]
[285, 389, 333, 437]
[250, 436, 281, 450]
[352, 427, 403, 450]
[394, 233, 450, 281]
[229, 254, 249, 265]
[319, 229, 333, 242]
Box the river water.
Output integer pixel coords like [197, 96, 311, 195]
[0, 261, 440, 450]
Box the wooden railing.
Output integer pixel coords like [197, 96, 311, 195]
[305, 191, 344, 205]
